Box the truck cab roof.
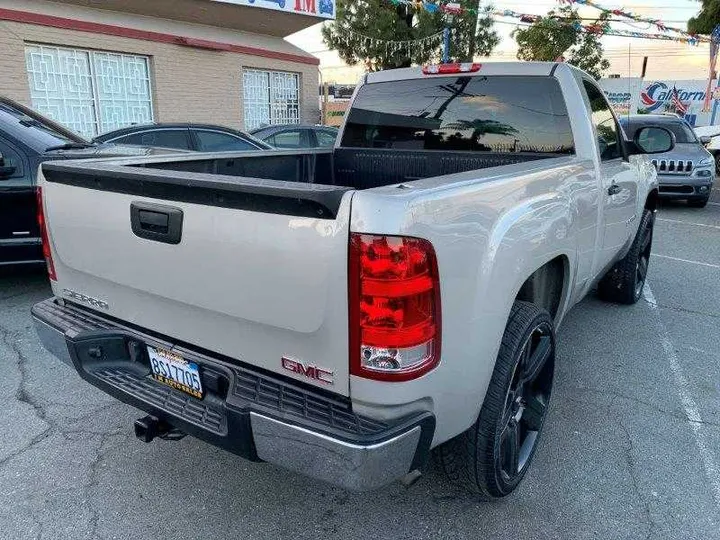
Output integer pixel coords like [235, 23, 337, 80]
[365, 61, 563, 84]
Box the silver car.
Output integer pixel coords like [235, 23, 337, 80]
[620, 115, 714, 208]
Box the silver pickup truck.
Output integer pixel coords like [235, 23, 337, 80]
[32, 62, 673, 498]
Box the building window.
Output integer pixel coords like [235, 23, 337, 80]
[243, 68, 299, 131]
[25, 44, 153, 138]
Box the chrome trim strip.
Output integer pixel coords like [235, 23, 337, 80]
[0, 259, 44, 266]
[32, 316, 73, 367]
[250, 412, 421, 491]
[0, 237, 41, 246]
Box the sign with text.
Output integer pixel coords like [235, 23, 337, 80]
[599, 77, 643, 117]
[600, 77, 720, 127]
[212, 0, 334, 18]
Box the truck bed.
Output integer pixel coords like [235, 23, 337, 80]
[133, 147, 554, 189]
[38, 146, 563, 399]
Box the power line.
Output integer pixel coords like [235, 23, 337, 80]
[492, 1, 700, 9]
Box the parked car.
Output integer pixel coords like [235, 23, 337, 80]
[33, 62, 671, 497]
[620, 115, 714, 208]
[0, 96, 187, 268]
[693, 124, 720, 174]
[250, 124, 338, 148]
[94, 123, 271, 152]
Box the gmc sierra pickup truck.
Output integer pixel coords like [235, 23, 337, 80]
[32, 62, 673, 498]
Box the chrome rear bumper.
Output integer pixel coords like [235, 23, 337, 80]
[32, 298, 434, 491]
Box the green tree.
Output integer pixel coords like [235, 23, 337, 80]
[688, 0, 720, 35]
[322, 0, 499, 72]
[513, 6, 610, 79]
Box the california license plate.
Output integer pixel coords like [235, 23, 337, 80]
[148, 346, 203, 399]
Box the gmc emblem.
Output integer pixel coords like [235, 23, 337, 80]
[281, 357, 334, 385]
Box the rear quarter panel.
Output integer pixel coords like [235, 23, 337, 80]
[349, 157, 597, 445]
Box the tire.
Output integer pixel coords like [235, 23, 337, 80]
[437, 301, 555, 498]
[688, 197, 709, 208]
[597, 209, 654, 305]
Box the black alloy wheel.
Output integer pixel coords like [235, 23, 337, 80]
[497, 321, 554, 482]
[598, 209, 655, 305]
[438, 301, 556, 497]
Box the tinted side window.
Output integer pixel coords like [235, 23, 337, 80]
[196, 130, 254, 151]
[115, 130, 191, 150]
[583, 81, 621, 161]
[316, 130, 337, 147]
[109, 134, 137, 145]
[270, 130, 304, 148]
[0, 138, 24, 180]
[341, 76, 574, 154]
[623, 121, 697, 144]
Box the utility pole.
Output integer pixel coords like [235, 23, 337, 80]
[442, 27, 450, 63]
[467, 0, 482, 60]
[322, 82, 329, 126]
[710, 25, 720, 125]
[442, 3, 460, 63]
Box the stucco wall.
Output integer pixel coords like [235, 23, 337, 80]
[0, 4, 320, 133]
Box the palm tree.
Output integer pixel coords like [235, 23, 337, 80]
[443, 119, 519, 139]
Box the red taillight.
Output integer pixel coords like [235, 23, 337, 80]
[349, 234, 441, 381]
[36, 187, 56, 281]
[422, 62, 482, 75]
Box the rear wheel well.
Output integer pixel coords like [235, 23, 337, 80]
[645, 189, 659, 212]
[515, 256, 567, 320]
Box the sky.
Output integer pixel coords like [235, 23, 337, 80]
[286, 0, 712, 83]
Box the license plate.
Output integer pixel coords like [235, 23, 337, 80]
[148, 346, 203, 399]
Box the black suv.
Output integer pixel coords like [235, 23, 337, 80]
[0, 97, 185, 267]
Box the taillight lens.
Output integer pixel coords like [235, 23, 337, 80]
[36, 187, 56, 281]
[349, 234, 441, 381]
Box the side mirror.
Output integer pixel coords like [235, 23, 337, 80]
[700, 135, 712, 145]
[0, 153, 16, 180]
[632, 126, 675, 155]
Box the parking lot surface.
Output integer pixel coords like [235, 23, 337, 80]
[1, 189, 719, 540]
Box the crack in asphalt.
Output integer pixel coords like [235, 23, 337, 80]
[614, 397, 656, 540]
[652, 302, 720, 320]
[0, 305, 131, 540]
[0, 323, 48, 423]
[0, 322, 53, 470]
[84, 431, 117, 540]
[566, 385, 720, 429]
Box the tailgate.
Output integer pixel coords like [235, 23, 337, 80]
[39, 161, 354, 396]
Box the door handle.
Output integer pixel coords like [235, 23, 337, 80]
[608, 184, 622, 196]
[130, 202, 183, 244]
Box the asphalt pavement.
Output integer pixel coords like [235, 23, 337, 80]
[0, 188, 718, 540]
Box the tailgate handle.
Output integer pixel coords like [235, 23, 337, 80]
[130, 202, 183, 245]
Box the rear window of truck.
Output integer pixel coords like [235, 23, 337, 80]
[342, 76, 574, 154]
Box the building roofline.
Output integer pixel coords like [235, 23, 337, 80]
[0, 7, 320, 65]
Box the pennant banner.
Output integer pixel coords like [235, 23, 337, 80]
[385, 0, 709, 45]
[560, 0, 709, 43]
[332, 28, 446, 57]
